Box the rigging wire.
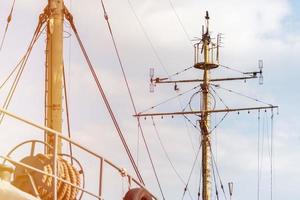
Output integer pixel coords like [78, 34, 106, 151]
[136, 122, 140, 167]
[151, 117, 194, 200]
[0, 21, 46, 123]
[140, 85, 200, 114]
[211, 83, 274, 106]
[211, 155, 220, 200]
[259, 110, 266, 194]
[168, 66, 194, 79]
[67, 15, 145, 185]
[151, 116, 186, 184]
[0, 0, 16, 51]
[209, 112, 229, 134]
[219, 64, 245, 74]
[97, 1, 165, 197]
[0, 55, 25, 91]
[62, 65, 73, 165]
[197, 163, 202, 200]
[257, 110, 261, 200]
[210, 86, 228, 109]
[126, 0, 169, 76]
[182, 115, 200, 131]
[270, 109, 274, 200]
[127, 0, 199, 160]
[181, 143, 202, 200]
[208, 141, 228, 200]
[166, 0, 192, 44]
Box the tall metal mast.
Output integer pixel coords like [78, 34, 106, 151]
[200, 11, 212, 200]
[45, 0, 64, 154]
[136, 11, 278, 200]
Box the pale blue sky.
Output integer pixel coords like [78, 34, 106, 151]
[0, 0, 299, 200]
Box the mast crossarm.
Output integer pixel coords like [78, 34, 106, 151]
[153, 75, 257, 84]
[134, 105, 278, 117]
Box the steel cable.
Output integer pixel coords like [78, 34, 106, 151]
[66, 13, 145, 185]
[0, 0, 16, 51]
[98, 1, 167, 197]
[0, 19, 46, 123]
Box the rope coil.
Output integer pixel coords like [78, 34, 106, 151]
[12, 154, 81, 200]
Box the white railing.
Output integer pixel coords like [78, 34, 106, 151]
[0, 107, 157, 200]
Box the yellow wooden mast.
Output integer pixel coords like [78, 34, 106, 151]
[45, 0, 64, 154]
[135, 10, 277, 200]
[200, 11, 212, 200]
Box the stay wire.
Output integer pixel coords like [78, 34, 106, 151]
[259, 111, 266, 186]
[210, 86, 228, 109]
[168, 66, 194, 79]
[126, 0, 169, 76]
[0, 54, 25, 91]
[270, 109, 274, 200]
[208, 112, 229, 134]
[197, 162, 202, 200]
[211, 155, 220, 200]
[151, 117, 194, 200]
[0, 0, 16, 51]
[257, 110, 261, 200]
[151, 116, 185, 183]
[62, 65, 73, 165]
[181, 143, 202, 200]
[181, 95, 200, 131]
[127, 0, 198, 160]
[219, 64, 245, 74]
[68, 16, 145, 185]
[98, 1, 166, 197]
[166, 0, 192, 45]
[182, 115, 200, 131]
[140, 85, 200, 114]
[211, 84, 273, 106]
[0, 21, 45, 123]
[208, 141, 228, 200]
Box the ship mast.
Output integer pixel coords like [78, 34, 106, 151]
[200, 11, 212, 200]
[45, 0, 64, 154]
[136, 11, 278, 200]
